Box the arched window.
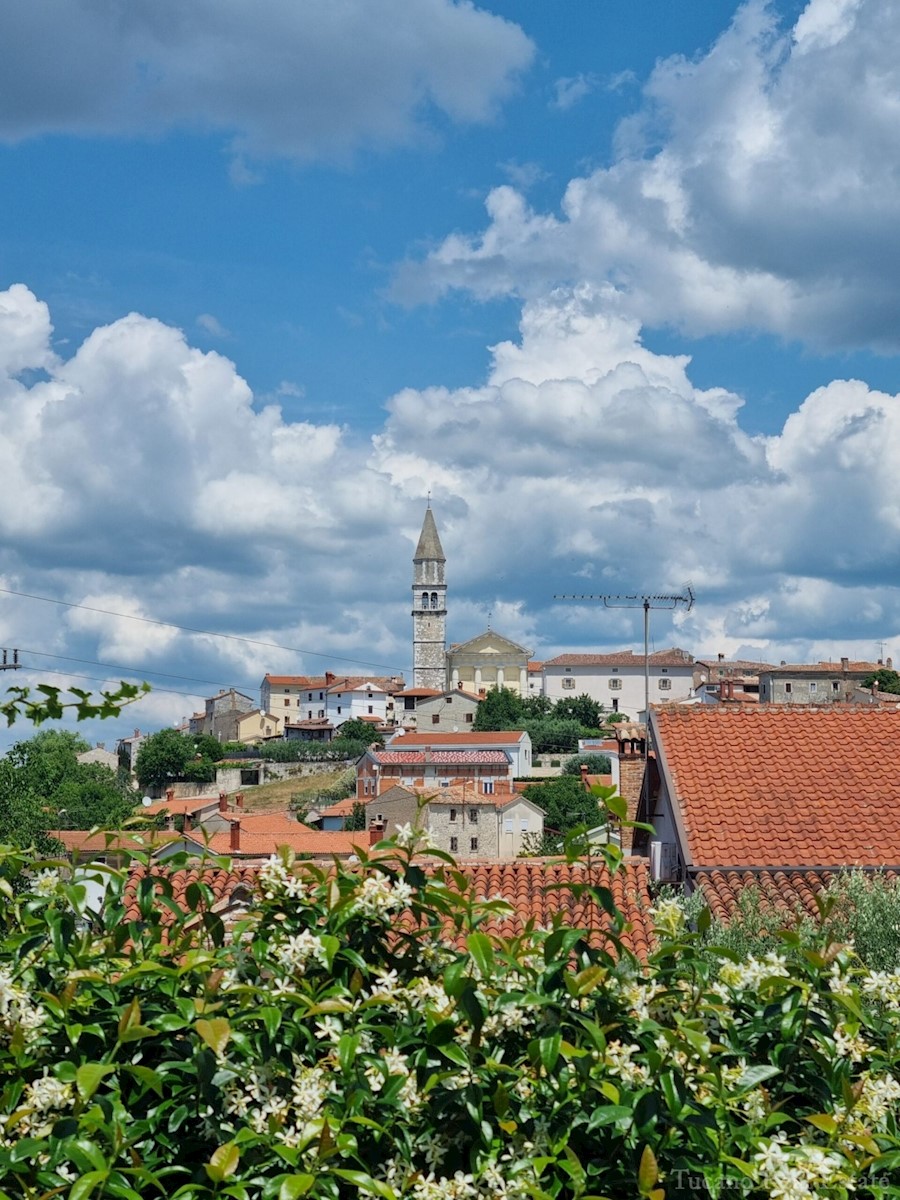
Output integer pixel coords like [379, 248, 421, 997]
[431, 592, 438, 609]
[421, 592, 429, 609]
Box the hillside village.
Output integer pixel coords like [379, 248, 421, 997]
[22, 506, 899, 943]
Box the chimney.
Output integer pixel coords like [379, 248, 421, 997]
[718, 652, 724, 663]
[96, 742, 105, 750]
[889, 657, 894, 670]
[325, 672, 335, 685]
[166, 787, 175, 803]
[236, 792, 245, 811]
[841, 657, 849, 671]
[616, 741, 646, 855]
[184, 813, 192, 833]
[218, 790, 228, 813]
[230, 821, 240, 853]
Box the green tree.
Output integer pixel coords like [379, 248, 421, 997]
[473, 686, 525, 730]
[0, 730, 135, 845]
[861, 667, 900, 695]
[552, 693, 604, 729]
[562, 751, 612, 776]
[337, 718, 384, 746]
[344, 800, 368, 831]
[134, 729, 196, 788]
[521, 717, 584, 754]
[520, 693, 553, 718]
[522, 774, 602, 834]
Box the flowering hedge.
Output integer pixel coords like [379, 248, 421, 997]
[1, 831, 900, 1199]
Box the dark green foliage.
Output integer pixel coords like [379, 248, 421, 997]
[522, 774, 602, 833]
[553, 692, 604, 729]
[0, 730, 135, 846]
[521, 717, 585, 753]
[337, 718, 385, 746]
[134, 729, 226, 788]
[562, 751, 612, 776]
[472, 686, 524, 730]
[344, 800, 368, 831]
[861, 667, 900, 695]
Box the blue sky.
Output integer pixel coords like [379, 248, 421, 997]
[2, 0, 900, 747]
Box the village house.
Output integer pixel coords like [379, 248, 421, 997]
[541, 648, 695, 720]
[261, 671, 404, 734]
[757, 657, 885, 704]
[692, 654, 773, 705]
[394, 687, 482, 731]
[634, 705, 900, 915]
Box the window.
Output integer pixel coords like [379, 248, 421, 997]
[368, 706, 374, 714]
[785, 683, 793, 694]
[450, 837, 458, 852]
[562, 677, 576, 690]
[658, 678, 672, 691]
[432, 714, 440, 725]
[468, 808, 478, 824]
[504, 817, 513, 833]
[449, 808, 457, 823]
[319, 692, 323, 700]
[809, 682, 817, 693]
[317, 709, 325, 718]
[612, 699, 619, 712]
[284, 688, 290, 693]
[481, 780, 494, 795]
[465, 713, 474, 723]
[284, 698, 291, 706]
[337, 706, 341, 715]
[661, 667, 668, 674]
[470, 837, 478, 853]
[367, 693, 373, 700]
[308, 710, 312, 719]
[520, 817, 529, 832]
[832, 681, 840, 692]
[431, 592, 438, 609]
[422, 591, 429, 608]
[609, 678, 622, 690]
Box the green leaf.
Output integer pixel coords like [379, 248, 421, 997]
[75, 1063, 114, 1101]
[206, 1142, 240, 1183]
[735, 1063, 780, 1093]
[806, 1113, 839, 1134]
[279, 1177, 316, 1199]
[69, 1172, 109, 1200]
[331, 1169, 397, 1198]
[467, 932, 495, 979]
[196, 1017, 231, 1056]
[117, 997, 141, 1040]
[638, 1146, 658, 1195]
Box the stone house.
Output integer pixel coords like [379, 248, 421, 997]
[757, 657, 885, 705]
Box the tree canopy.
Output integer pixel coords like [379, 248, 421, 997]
[336, 718, 384, 746]
[134, 729, 225, 789]
[562, 751, 612, 776]
[862, 667, 900, 695]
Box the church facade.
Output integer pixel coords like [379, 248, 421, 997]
[411, 507, 532, 695]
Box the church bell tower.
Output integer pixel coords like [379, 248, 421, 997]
[412, 505, 447, 689]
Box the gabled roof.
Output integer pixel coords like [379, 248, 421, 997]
[326, 676, 401, 694]
[544, 648, 694, 668]
[262, 675, 326, 688]
[414, 507, 445, 561]
[652, 706, 900, 869]
[138, 795, 222, 817]
[388, 731, 528, 746]
[761, 661, 881, 676]
[447, 629, 533, 657]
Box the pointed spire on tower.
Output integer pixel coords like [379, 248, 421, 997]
[414, 506, 445, 562]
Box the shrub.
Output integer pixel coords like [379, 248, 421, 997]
[1, 835, 900, 1197]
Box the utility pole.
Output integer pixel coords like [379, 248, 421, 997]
[0, 648, 21, 671]
[552, 590, 695, 755]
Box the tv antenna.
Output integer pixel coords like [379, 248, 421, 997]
[552, 588, 695, 754]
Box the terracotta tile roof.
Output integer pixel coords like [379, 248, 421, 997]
[695, 658, 774, 680]
[122, 856, 655, 958]
[390, 731, 527, 745]
[203, 830, 370, 858]
[527, 661, 543, 673]
[54, 830, 182, 854]
[326, 676, 404, 695]
[373, 750, 511, 766]
[694, 867, 900, 925]
[320, 796, 359, 817]
[263, 675, 325, 687]
[653, 706, 900, 868]
[762, 661, 881, 676]
[138, 795, 222, 817]
[544, 648, 694, 668]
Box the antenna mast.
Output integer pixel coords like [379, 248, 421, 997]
[552, 589, 695, 754]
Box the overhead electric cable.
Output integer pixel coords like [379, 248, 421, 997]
[0, 587, 409, 674]
[15, 647, 258, 693]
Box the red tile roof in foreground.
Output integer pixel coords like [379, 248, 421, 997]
[653, 706, 900, 869]
[122, 857, 655, 958]
[694, 867, 900, 925]
[54, 830, 181, 854]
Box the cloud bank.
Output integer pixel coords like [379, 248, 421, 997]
[0, 0, 534, 165]
[396, 0, 900, 350]
[3, 279, 900, 744]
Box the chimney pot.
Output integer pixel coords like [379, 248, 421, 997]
[218, 791, 228, 812]
[236, 792, 244, 810]
[230, 822, 240, 853]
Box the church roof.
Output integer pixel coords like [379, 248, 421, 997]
[414, 507, 445, 562]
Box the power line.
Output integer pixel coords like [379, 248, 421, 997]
[10, 663, 208, 704]
[0, 587, 409, 675]
[15, 647, 258, 694]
